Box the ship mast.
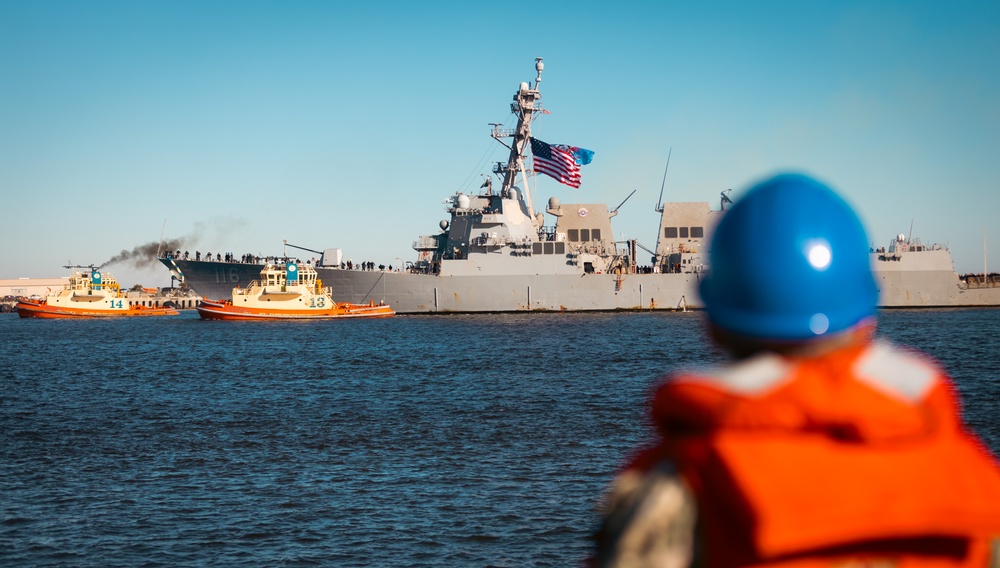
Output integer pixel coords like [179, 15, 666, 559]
[493, 58, 544, 218]
[654, 148, 672, 214]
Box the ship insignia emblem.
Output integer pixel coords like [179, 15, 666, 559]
[578, 207, 588, 217]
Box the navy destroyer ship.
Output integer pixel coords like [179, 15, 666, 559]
[159, 60, 1000, 312]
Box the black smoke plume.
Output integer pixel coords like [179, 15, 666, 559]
[100, 238, 187, 269]
[98, 219, 246, 269]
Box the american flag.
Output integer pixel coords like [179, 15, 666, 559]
[529, 137, 593, 188]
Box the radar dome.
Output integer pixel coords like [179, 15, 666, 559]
[457, 194, 471, 209]
[439, 220, 449, 231]
[547, 197, 560, 209]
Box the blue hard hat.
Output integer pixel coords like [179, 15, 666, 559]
[698, 173, 878, 341]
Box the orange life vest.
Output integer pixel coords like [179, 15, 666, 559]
[627, 340, 1000, 568]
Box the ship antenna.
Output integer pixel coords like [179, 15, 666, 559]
[907, 220, 914, 245]
[156, 218, 167, 258]
[720, 189, 733, 210]
[534, 57, 544, 89]
[612, 189, 637, 215]
[655, 147, 672, 213]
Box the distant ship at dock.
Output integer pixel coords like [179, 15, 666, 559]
[158, 60, 1000, 313]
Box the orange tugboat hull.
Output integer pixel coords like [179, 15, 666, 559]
[16, 299, 179, 319]
[196, 299, 395, 320]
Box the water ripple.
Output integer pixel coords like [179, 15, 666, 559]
[1, 309, 997, 566]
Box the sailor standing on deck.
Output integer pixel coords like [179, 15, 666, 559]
[591, 174, 1000, 568]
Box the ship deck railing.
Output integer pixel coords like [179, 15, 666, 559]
[961, 274, 1000, 289]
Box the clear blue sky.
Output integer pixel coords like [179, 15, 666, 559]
[2, 0, 998, 286]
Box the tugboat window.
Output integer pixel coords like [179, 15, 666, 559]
[544, 242, 554, 254]
[581, 229, 590, 242]
[592, 229, 601, 241]
[554, 242, 565, 255]
[665, 227, 678, 238]
[679, 227, 689, 238]
[691, 227, 704, 238]
[533, 243, 543, 255]
[568, 229, 579, 242]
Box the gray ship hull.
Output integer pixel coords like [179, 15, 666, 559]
[159, 255, 1000, 313]
[158, 258, 699, 312]
[324, 270, 699, 312]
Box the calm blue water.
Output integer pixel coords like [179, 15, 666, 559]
[2, 309, 998, 566]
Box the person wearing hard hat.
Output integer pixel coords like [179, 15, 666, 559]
[591, 174, 1000, 568]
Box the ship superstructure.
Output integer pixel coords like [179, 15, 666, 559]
[408, 59, 624, 280]
[873, 234, 1000, 305]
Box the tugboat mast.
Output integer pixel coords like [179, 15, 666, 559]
[493, 57, 544, 219]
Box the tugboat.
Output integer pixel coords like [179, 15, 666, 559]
[16, 266, 180, 318]
[196, 261, 395, 320]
